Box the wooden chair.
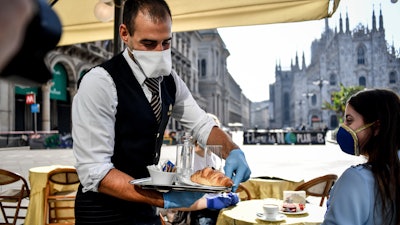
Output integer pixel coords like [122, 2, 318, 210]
[295, 174, 338, 206]
[159, 213, 166, 225]
[43, 168, 79, 225]
[235, 183, 252, 201]
[0, 169, 30, 225]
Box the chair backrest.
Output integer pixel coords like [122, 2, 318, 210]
[160, 213, 166, 225]
[0, 169, 29, 189]
[294, 174, 338, 206]
[44, 167, 79, 225]
[235, 183, 252, 201]
[0, 169, 30, 225]
[48, 168, 80, 186]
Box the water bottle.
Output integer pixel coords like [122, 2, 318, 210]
[176, 132, 194, 181]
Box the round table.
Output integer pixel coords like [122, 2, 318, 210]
[239, 178, 304, 200]
[24, 165, 76, 225]
[216, 199, 326, 225]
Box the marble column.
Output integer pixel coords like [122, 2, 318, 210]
[41, 81, 52, 131]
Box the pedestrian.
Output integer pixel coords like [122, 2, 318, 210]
[169, 131, 177, 145]
[71, 0, 251, 224]
[322, 89, 400, 225]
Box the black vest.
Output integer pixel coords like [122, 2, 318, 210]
[100, 53, 176, 179]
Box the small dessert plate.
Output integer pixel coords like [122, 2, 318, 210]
[256, 212, 286, 222]
[280, 208, 308, 215]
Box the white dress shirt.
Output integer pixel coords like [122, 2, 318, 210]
[72, 48, 216, 192]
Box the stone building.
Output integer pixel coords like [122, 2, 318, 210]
[251, 100, 269, 129]
[0, 29, 251, 137]
[269, 9, 400, 130]
[165, 30, 251, 133]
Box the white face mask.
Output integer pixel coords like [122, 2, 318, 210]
[130, 48, 172, 78]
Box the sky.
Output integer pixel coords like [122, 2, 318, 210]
[217, 0, 400, 102]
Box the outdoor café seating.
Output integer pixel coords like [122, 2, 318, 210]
[235, 183, 252, 201]
[43, 167, 79, 225]
[240, 177, 304, 200]
[216, 198, 326, 225]
[24, 165, 77, 225]
[0, 169, 30, 225]
[295, 174, 338, 206]
[216, 175, 333, 224]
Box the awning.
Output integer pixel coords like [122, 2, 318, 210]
[53, 0, 340, 46]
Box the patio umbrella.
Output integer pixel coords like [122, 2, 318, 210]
[52, 0, 340, 46]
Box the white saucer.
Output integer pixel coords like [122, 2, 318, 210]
[256, 212, 286, 222]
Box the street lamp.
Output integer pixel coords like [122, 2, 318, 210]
[296, 100, 304, 127]
[312, 78, 329, 123]
[302, 92, 314, 126]
[94, 0, 114, 22]
[93, 0, 124, 56]
[312, 78, 329, 93]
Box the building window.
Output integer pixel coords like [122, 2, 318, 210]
[330, 115, 338, 128]
[357, 45, 365, 65]
[201, 59, 206, 77]
[311, 94, 317, 106]
[359, 76, 366, 86]
[329, 73, 336, 85]
[389, 71, 397, 84]
[283, 93, 290, 122]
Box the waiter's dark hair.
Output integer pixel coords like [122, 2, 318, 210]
[123, 0, 171, 35]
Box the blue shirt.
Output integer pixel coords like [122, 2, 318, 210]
[322, 164, 393, 225]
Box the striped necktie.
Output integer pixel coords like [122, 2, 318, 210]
[144, 78, 161, 123]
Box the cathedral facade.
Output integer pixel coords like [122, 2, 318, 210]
[269, 10, 400, 130]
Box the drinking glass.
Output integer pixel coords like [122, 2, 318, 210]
[175, 143, 194, 181]
[204, 145, 224, 172]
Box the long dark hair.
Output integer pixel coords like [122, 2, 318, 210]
[348, 89, 400, 224]
[123, 0, 171, 35]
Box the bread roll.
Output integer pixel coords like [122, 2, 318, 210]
[190, 167, 233, 187]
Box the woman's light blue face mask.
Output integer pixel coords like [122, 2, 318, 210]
[336, 122, 374, 156]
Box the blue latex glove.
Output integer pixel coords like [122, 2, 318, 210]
[224, 149, 251, 192]
[163, 191, 204, 209]
[206, 193, 239, 210]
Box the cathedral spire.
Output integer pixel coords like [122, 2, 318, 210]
[345, 11, 350, 34]
[295, 51, 299, 69]
[324, 18, 329, 33]
[279, 59, 281, 71]
[339, 13, 343, 34]
[372, 6, 377, 32]
[379, 6, 384, 32]
[392, 40, 396, 55]
[302, 52, 306, 70]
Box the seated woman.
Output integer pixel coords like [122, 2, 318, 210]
[322, 89, 399, 225]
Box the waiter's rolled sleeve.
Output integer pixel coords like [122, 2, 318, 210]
[72, 67, 117, 192]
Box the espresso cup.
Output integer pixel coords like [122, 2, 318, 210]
[263, 204, 279, 220]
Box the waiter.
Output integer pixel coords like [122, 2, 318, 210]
[71, 0, 251, 224]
